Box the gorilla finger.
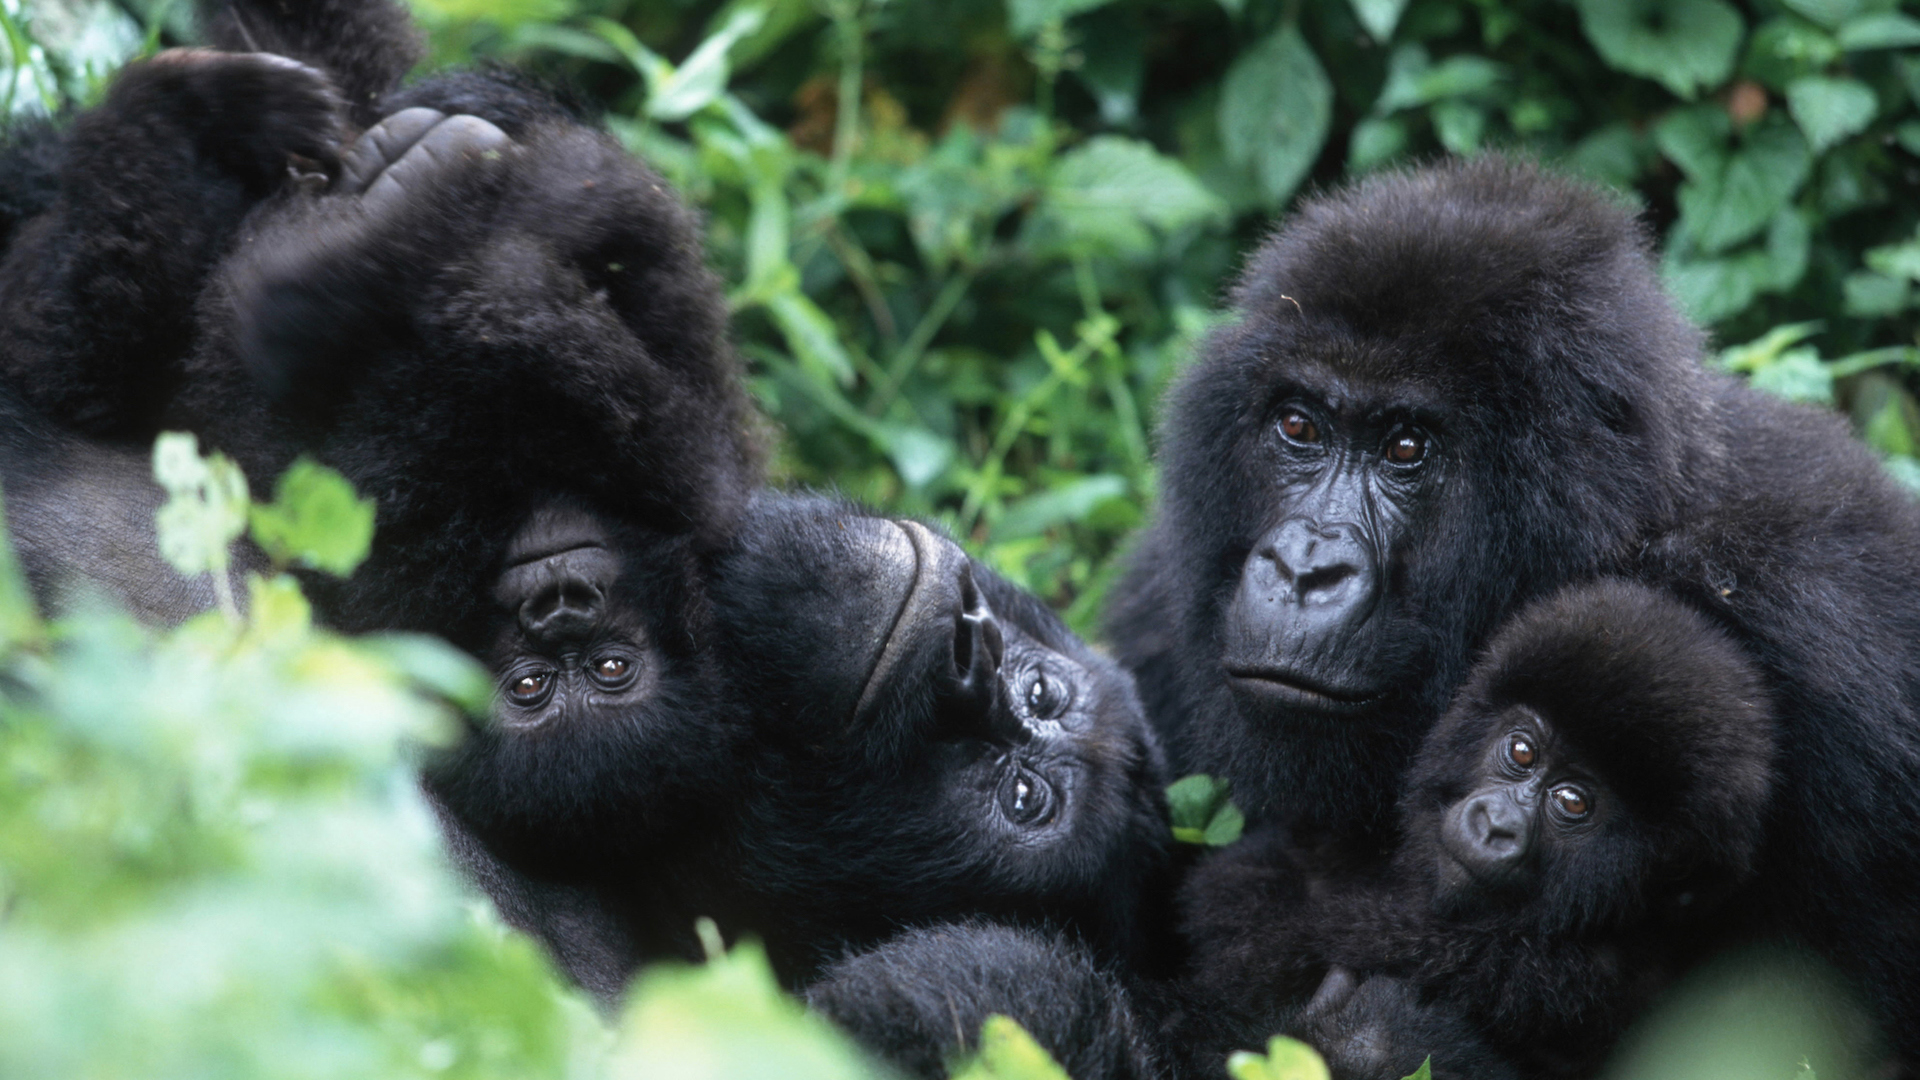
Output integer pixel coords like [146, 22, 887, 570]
[1304, 965, 1360, 1018]
[360, 113, 511, 215]
[338, 106, 447, 193]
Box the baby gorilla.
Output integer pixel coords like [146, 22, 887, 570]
[1182, 580, 1775, 1080]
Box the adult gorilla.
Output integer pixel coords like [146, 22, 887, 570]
[1108, 159, 1920, 1054]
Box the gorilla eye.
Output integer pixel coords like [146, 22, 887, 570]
[1506, 734, 1536, 770]
[998, 766, 1056, 827]
[1384, 426, 1429, 467]
[506, 670, 553, 706]
[1279, 410, 1321, 445]
[1550, 785, 1591, 819]
[1026, 670, 1071, 719]
[591, 656, 634, 688]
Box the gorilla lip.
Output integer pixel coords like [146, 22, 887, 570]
[851, 519, 946, 723]
[1224, 667, 1379, 712]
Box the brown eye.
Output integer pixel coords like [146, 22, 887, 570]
[1385, 427, 1428, 466]
[1506, 734, 1536, 769]
[1551, 785, 1590, 818]
[1279, 410, 1320, 444]
[592, 656, 633, 687]
[507, 670, 552, 705]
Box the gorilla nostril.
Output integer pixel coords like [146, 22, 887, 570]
[1295, 562, 1358, 599]
[519, 579, 603, 639]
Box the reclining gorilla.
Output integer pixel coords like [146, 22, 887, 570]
[1183, 580, 1775, 1079]
[1110, 160, 1920, 1061]
[0, 28, 1175, 1068]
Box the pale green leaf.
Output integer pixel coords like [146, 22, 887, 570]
[1348, 117, 1408, 173]
[1430, 100, 1485, 154]
[1653, 105, 1731, 183]
[1578, 0, 1744, 100]
[1843, 271, 1910, 317]
[1005, 0, 1114, 37]
[1749, 348, 1835, 404]
[1228, 1036, 1333, 1080]
[766, 290, 857, 388]
[1166, 774, 1243, 847]
[1865, 234, 1920, 281]
[1786, 76, 1877, 153]
[1038, 136, 1227, 255]
[152, 432, 249, 580]
[1674, 123, 1811, 254]
[646, 7, 766, 121]
[1783, 0, 1861, 30]
[1837, 12, 1920, 49]
[1348, 0, 1410, 42]
[1403, 1058, 1434, 1080]
[952, 1015, 1073, 1080]
[994, 474, 1128, 540]
[1218, 28, 1332, 207]
[247, 458, 374, 577]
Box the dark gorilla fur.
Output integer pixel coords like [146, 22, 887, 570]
[1110, 158, 1920, 1058]
[0, 18, 1178, 1042]
[1182, 580, 1775, 1079]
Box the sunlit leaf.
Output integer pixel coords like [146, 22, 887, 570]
[247, 458, 374, 578]
[152, 432, 248, 581]
[1837, 12, 1920, 50]
[1228, 1035, 1333, 1080]
[1348, 0, 1409, 43]
[1037, 135, 1227, 255]
[952, 1014, 1073, 1080]
[1167, 773, 1244, 847]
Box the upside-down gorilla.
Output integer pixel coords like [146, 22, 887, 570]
[1112, 159, 1920, 1060]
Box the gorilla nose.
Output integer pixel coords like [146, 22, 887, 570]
[1445, 790, 1532, 876]
[518, 576, 604, 642]
[1259, 519, 1374, 612]
[951, 561, 1007, 700]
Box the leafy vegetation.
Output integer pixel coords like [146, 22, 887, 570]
[2, 0, 1911, 1074]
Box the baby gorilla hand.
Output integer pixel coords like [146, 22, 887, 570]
[139, 49, 344, 193]
[1292, 968, 1517, 1080]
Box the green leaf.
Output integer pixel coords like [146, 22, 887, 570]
[1883, 455, 1920, 494]
[1783, 0, 1861, 30]
[1577, 0, 1744, 100]
[1373, 46, 1504, 114]
[1843, 271, 1911, 317]
[1038, 136, 1228, 255]
[952, 1015, 1074, 1080]
[1566, 123, 1647, 189]
[870, 422, 956, 489]
[1218, 28, 1332, 207]
[1227, 1036, 1333, 1080]
[1865, 233, 1920, 281]
[1745, 18, 1842, 91]
[1673, 122, 1811, 255]
[1751, 348, 1835, 404]
[1167, 774, 1244, 847]
[1897, 121, 1920, 156]
[359, 632, 495, 720]
[1348, 0, 1410, 42]
[1719, 321, 1824, 373]
[645, 6, 765, 121]
[1403, 1058, 1434, 1080]
[1837, 12, 1920, 49]
[1005, 0, 1115, 37]
[766, 290, 858, 389]
[1430, 100, 1486, 154]
[1347, 117, 1408, 173]
[994, 475, 1128, 540]
[246, 458, 374, 577]
[152, 432, 249, 580]
[1865, 392, 1917, 456]
[1653, 105, 1732, 183]
[1786, 76, 1877, 153]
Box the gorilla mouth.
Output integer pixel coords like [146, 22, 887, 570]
[1224, 666, 1380, 712]
[852, 519, 950, 722]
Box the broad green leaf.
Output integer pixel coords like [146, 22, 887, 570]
[1577, 0, 1744, 100]
[1373, 48, 1504, 114]
[244, 572, 313, 644]
[870, 422, 956, 489]
[1348, 0, 1410, 42]
[1005, 0, 1114, 37]
[1665, 252, 1767, 324]
[1218, 28, 1332, 207]
[152, 432, 249, 580]
[1719, 321, 1823, 374]
[1431, 100, 1485, 154]
[1038, 136, 1227, 255]
[1403, 1059, 1434, 1080]
[1884, 455, 1920, 494]
[1673, 122, 1811, 255]
[1167, 774, 1244, 847]
[1765, 208, 1812, 292]
[1783, 0, 1861, 30]
[1843, 271, 1910, 317]
[994, 474, 1128, 540]
[247, 458, 375, 577]
[1745, 18, 1842, 91]
[1786, 76, 1877, 153]
[1749, 348, 1835, 404]
[1837, 12, 1920, 49]
[1228, 1036, 1332, 1080]
[1897, 121, 1920, 156]
[1865, 392, 1918, 457]
[1652, 105, 1732, 183]
[952, 1015, 1073, 1080]
[1865, 233, 1920, 281]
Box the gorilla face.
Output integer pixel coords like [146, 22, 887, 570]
[710, 495, 1170, 983]
[424, 501, 742, 876]
[1221, 384, 1451, 718]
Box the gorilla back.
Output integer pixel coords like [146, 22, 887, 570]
[1108, 157, 1920, 1052]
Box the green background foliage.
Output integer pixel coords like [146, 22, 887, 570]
[2, 0, 1912, 1074]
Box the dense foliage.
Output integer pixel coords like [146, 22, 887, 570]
[0, 0, 1908, 1075]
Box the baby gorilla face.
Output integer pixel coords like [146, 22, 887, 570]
[709, 494, 1170, 979]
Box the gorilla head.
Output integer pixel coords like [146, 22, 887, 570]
[1109, 158, 1719, 838]
[707, 494, 1171, 985]
[1403, 579, 1774, 936]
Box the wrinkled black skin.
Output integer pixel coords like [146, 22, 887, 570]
[1111, 159, 1920, 1062]
[1182, 581, 1777, 1080]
